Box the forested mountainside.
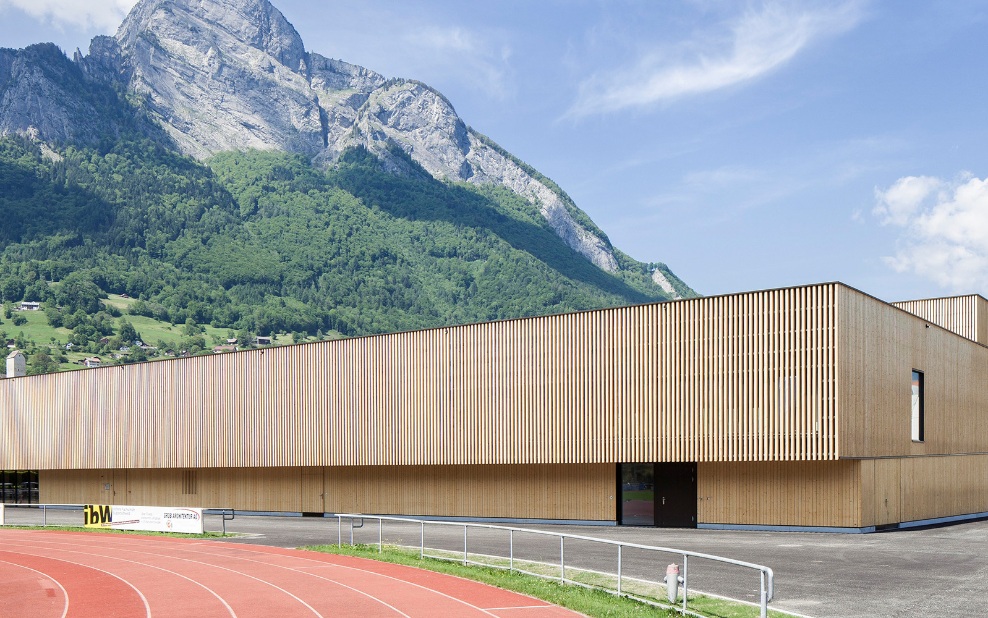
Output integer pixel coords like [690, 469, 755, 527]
[0, 134, 687, 341]
[0, 0, 694, 372]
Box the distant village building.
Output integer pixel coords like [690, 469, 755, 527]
[5, 351, 26, 378]
[18, 301, 41, 311]
[82, 357, 101, 369]
[255, 336, 272, 346]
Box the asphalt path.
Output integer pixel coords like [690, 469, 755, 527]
[6, 507, 988, 617]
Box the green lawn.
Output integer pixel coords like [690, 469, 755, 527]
[306, 544, 794, 618]
[1, 295, 305, 374]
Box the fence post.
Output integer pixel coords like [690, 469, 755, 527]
[509, 529, 514, 571]
[338, 516, 342, 546]
[761, 570, 768, 618]
[420, 521, 424, 560]
[682, 553, 689, 613]
[560, 536, 565, 583]
[378, 517, 383, 553]
[463, 526, 468, 566]
[617, 545, 622, 595]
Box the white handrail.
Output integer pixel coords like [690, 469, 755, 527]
[332, 513, 775, 617]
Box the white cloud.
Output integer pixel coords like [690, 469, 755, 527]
[876, 174, 988, 291]
[0, 0, 136, 31]
[400, 25, 514, 100]
[567, 0, 865, 118]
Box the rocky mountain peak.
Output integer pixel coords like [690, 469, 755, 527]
[118, 0, 306, 72]
[0, 0, 693, 294]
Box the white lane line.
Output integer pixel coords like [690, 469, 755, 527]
[2, 543, 237, 618]
[0, 558, 70, 618]
[5, 539, 324, 618]
[0, 551, 151, 618]
[14, 536, 410, 617]
[147, 544, 505, 617]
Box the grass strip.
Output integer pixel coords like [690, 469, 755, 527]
[304, 544, 794, 618]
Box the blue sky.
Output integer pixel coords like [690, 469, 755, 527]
[2, 0, 987, 302]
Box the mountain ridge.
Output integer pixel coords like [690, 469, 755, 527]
[1, 0, 689, 289]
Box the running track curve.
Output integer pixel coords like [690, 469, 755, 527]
[0, 529, 582, 617]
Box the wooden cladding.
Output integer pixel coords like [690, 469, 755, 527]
[41, 464, 616, 521]
[698, 460, 861, 528]
[892, 295, 988, 345]
[859, 455, 988, 527]
[2, 284, 841, 470]
[839, 287, 988, 458]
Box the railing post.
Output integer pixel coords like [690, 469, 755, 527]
[560, 536, 565, 583]
[509, 529, 514, 571]
[420, 521, 424, 560]
[378, 517, 383, 553]
[463, 525, 468, 566]
[43, 504, 47, 527]
[617, 545, 622, 595]
[761, 570, 768, 618]
[350, 518, 354, 545]
[338, 516, 342, 546]
[682, 553, 689, 613]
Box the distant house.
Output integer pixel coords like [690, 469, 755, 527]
[213, 345, 237, 354]
[82, 357, 101, 369]
[6, 350, 26, 378]
[19, 301, 41, 311]
[255, 336, 272, 346]
[65, 343, 74, 350]
[226, 338, 238, 345]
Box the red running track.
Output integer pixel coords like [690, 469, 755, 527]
[0, 529, 583, 617]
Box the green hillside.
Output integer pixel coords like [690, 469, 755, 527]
[0, 135, 684, 374]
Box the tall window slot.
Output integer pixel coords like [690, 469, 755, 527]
[911, 370, 924, 442]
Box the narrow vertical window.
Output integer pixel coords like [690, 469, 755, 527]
[911, 370, 924, 442]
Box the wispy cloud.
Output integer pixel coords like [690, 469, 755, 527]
[400, 25, 514, 100]
[875, 174, 988, 291]
[566, 0, 865, 118]
[0, 0, 136, 31]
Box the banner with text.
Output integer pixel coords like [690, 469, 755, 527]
[83, 504, 204, 534]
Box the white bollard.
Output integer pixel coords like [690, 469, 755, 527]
[664, 563, 681, 603]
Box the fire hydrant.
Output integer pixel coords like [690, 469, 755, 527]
[664, 563, 683, 603]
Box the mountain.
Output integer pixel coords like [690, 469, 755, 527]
[0, 0, 694, 354]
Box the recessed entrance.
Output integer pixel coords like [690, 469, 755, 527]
[618, 463, 696, 527]
[1, 470, 39, 505]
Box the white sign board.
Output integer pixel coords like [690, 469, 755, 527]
[84, 504, 204, 534]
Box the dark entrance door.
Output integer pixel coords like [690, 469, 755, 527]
[618, 463, 696, 528]
[654, 462, 697, 528]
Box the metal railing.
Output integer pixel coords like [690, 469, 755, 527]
[332, 513, 775, 618]
[0, 503, 235, 535]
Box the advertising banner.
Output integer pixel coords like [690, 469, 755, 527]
[83, 504, 204, 534]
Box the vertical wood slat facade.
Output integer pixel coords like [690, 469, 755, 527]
[1, 284, 842, 471]
[892, 295, 988, 345]
[11, 282, 988, 529]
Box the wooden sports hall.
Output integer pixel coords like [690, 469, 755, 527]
[3, 282, 988, 531]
